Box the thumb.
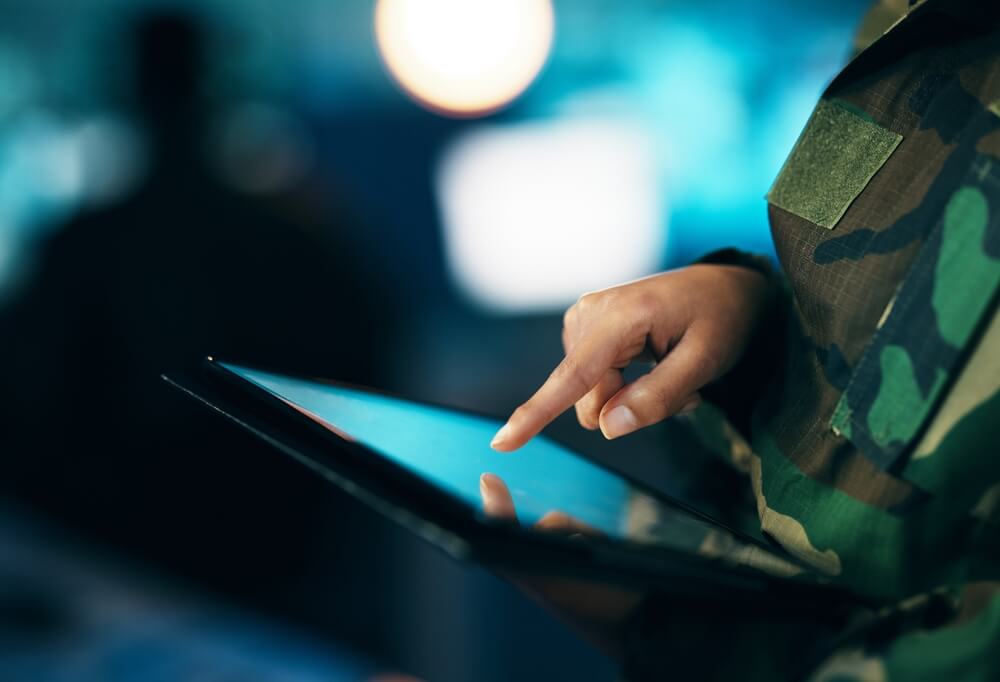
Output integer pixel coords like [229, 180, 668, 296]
[598, 338, 713, 439]
[480, 473, 518, 521]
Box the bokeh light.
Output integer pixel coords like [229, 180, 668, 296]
[374, 0, 555, 117]
[437, 117, 665, 311]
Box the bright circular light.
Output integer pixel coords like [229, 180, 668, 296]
[374, 0, 555, 117]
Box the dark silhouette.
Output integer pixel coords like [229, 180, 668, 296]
[0, 11, 385, 607]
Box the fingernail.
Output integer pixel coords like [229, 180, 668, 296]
[490, 424, 512, 450]
[677, 396, 701, 415]
[480, 472, 495, 497]
[601, 405, 638, 440]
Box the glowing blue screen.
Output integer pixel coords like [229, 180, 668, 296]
[222, 362, 791, 568]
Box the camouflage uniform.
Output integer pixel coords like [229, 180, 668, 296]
[624, 1, 1000, 679]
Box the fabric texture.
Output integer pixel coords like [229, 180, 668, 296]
[829, 157, 1000, 468]
[624, 0, 1000, 679]
[767, 100, 902, 230]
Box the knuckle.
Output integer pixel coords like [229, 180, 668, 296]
[686, 341, 719, 377]
[562, 303, 577, 329]
[575, 290, 611, 318]
[518, 397, 555, 426]
[576, 400, 600, 429]
[555, 355, 590, 390]
[630, 289, 660, 318]
[641, 382, 671, 411]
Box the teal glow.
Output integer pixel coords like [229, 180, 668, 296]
[226, 362, 631, 534]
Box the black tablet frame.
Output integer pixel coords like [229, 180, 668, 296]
[163, 357, 873, 614]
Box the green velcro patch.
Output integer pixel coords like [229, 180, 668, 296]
[767, 99, 902, 229]
[989, 99, 1000, 119]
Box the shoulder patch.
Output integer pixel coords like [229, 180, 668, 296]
[767, 100, 902, 230]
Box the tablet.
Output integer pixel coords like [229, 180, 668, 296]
[165, 358, 862, 611]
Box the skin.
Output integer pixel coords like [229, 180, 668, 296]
[490, 264, 769, 451]
[481, 263, 769, 655]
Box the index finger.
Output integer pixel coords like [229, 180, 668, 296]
[491, 331, 620, 451]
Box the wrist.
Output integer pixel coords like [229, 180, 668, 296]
[691, 249, 790, 437]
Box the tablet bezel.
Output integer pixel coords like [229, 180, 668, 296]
[163, 357, 869, 611]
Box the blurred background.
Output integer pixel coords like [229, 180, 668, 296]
[0, 0, 870, 680]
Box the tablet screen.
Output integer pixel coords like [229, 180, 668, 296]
[222, 362, 799, 575]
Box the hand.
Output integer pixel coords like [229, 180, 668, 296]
[490, 264, 768, 451]
[480, 473, 643, 657]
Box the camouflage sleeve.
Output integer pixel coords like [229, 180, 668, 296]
[809, 587, 1000, 681]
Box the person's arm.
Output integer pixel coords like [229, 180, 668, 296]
[481, 262, 784, 660]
